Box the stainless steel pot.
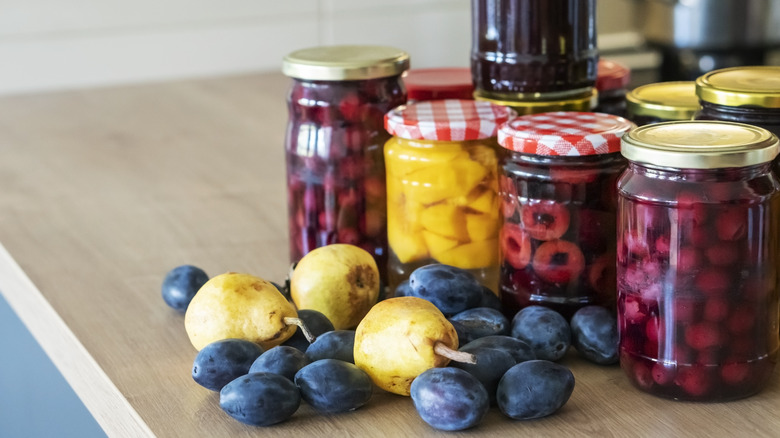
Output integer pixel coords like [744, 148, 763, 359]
[637, 0, 780, 49]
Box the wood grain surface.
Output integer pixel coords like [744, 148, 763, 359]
[0, 72, 778, 437]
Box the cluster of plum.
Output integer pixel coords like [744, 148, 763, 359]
[285, 76, 407, 280]
[617, 175, 779, 401]
[498, 154, 624, 318]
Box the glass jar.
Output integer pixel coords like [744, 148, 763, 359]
[497, 112, 635, 319]
[617, 121, 780, 402]
[282, 45, 409, 282]
[594, 59, 631, 117]
[403, 68, 474, 102]
[384, 99, 514, 293]
[693, 66, 780, 174]
[626, 81, 700, 126]
[471, 0, 598, 98]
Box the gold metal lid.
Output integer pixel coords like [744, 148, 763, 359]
[626, 81, 700, 120]
[474, 89, 597, 116]
[621, 121, 779, 169]
[696, 66, 780, 108]
[282, 45, 410, 81]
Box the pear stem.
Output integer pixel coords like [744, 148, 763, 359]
[434, 342, 477, 364]
[283, 317, 316, 344]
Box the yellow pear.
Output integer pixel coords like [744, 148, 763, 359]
[290, 244, 380, 330]
[353, 297, 474, 396]
[185, 272, 308, 351]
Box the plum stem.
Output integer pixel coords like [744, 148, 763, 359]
[283, 317, 316, 343]
[434, 342, 477, 364]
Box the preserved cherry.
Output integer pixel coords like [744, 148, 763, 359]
[617, 121, 780, 401]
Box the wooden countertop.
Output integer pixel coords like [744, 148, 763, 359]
[0, 72, 778, 437]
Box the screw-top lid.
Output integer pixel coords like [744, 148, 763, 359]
[621, 121, 779, 169]
[696, 66, 780, 108]
[497, 112, 635, 156]
[597, 59, 631, 92]
[626, 81, 700, 120]
[384, 99, 514, 141]
[475, 88, 598, 116]
[403, 68, 474, 101]
[282, 45, 410, 81]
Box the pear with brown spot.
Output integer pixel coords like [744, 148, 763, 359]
[185, 272, 313, 351]
[354, 296, 476, 396]
[290, 244, 380, 330]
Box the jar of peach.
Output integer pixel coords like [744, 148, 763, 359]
[384, 99, 514, 293]
[497, 112, 635, 318]
[617, 121, 780, 401]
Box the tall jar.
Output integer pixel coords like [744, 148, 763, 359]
[282, 46, 409, 283]
[617, 121, 780, 402]
[626, 81, 700, 126]
[693, 66, 780, 173]
[497, 112, 634, 319]
[384, 99, 514, 293]
[471, 0, 598, 98]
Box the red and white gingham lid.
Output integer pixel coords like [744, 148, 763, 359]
[498, 112, 636, 156]
[385, 99, 514, 141]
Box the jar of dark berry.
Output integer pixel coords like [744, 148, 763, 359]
[403, 67, 474, 102]
[594, 59, 631, 117]
[282, 46, 409, 282]
[384, 99, 514, 293]
[617, 121, 780, 402]
[471, 0, 598, 98]
[497, 112, 635, 319]
[694, 66, 780, 174]
[626, 81, 700, 126]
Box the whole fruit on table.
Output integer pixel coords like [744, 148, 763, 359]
[191, 338, 264, 391]
[450, 345, 516, 405]
[449, 307, 510, 343]
[305, 330, 356, 363]
[410, 367, 490, 431]
[161, 264, 208, 312]
[407, 264, 483, 316]
[219, 372, 301, 426]
[294, 359, 373, 414]
[354, 296, 475, 396]
[290, 244, 380, 330]
[497, 360, 575, 420]
[511, 305, 571, 361]
[249, 346, 309, 382]
[570, 305, 618, 365]
[184, 272, 313, 350]
[282, 309, 335, 353]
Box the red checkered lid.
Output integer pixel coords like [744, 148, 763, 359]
[498, 112, 636, 156]
[385, 99, 514, 141]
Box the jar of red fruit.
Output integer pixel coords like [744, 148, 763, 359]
[694, 66, 780, 174]
[403, 67, 474, 102]
[471, 0, 598, 98]
[594, 59, 631, 117]
[497, 112, 635, 319]
[384, 99, 514, 293]
[617, 121, 780, 402]
[626, 81, 700, 126]
[282, 45, 409, 282]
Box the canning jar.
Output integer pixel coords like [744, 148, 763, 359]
[384, 99, 514, 293]
[497, 112, 635, 318]
[594, 59, 631, 117]
[626, 81, 700, 126]
[617, 121, 780, 402]
[403, 67, 474, 102]
[471, 0, 598, 98]
[282, 45, 409, 281]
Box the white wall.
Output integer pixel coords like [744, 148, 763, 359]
[0, 0, 637, 96]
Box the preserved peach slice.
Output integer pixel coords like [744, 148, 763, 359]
[435, 239, 499, 270]
[420, 203, 467, 240]
[465, 212, 500, 242]
[423, 230, 460, 258]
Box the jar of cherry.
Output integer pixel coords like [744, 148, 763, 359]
[282, 45, 409, 281]
[496, 112, 635, 319]
[617, 121, 780, 401]
[384, 99, 514, 293]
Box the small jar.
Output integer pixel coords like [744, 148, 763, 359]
[594, 59, 631, 117]
[384, 99, 514, 293]
[626, 81, 700, 126]
[282, 45, 410, 282]
[471, 0, 598, 98]
[694, 66, 780, 173]
[403, 68, 474, 102]
[497, 112, 635, 318]
[617, 121, 780, 402]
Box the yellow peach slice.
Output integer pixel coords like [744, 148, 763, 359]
[434, 239, 499, 270]
[420, 203, 467, 240]
[465, 213, 500, 242]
